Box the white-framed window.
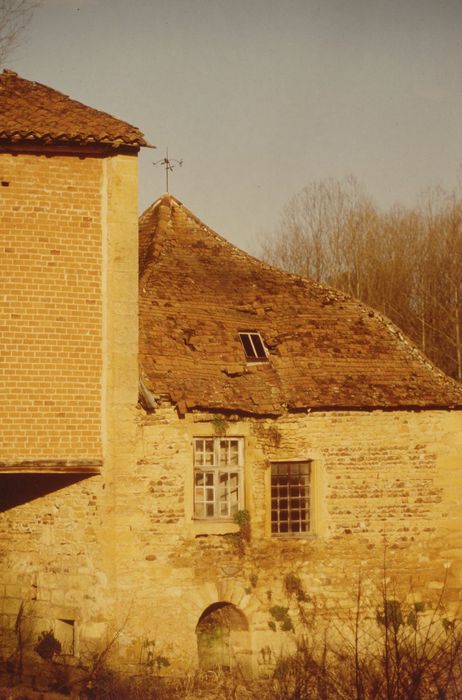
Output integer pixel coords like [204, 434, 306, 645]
[238, 332, 268, 361]
[194, 437, 244, 519]
[271, 460, 312, 534]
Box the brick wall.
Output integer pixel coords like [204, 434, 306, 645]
[0, 153, 103, 460]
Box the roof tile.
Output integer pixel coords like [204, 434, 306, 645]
[0, 69, 150, 149]
[139, 194, 462, 414]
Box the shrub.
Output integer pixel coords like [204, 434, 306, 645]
[268, 577, 462, 700]
[33, 630, 61, 660]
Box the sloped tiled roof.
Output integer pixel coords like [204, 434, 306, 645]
[0, 69, 149, 148]
[139, 194, 462, 415]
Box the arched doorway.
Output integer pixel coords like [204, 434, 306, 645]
[196, 602, 251, 675]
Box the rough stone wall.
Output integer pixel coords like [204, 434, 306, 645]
[0, 153, 103, 460]
[0, 475, 108, 661]
[110, 405, 462, 675]
[1, 399, 461, 677]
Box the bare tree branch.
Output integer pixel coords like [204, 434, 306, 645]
[258, 177, 462, 381]
[0, 0, 39, 66]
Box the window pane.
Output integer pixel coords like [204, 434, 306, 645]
[239, 333, 255, 358]
[195, 472, 205, 486]
[218, 472, 229, 511]
[250, 333, 266, 358]
[229, 472, 239, 497]
[195, 503, 205, 518]
[194, 438, 215, 467]
[219, 439, 240, 467]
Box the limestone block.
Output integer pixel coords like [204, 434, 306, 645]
[2, 598, 22, 615]
[81, 621, 107, 640]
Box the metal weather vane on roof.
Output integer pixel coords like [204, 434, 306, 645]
[153, 148, 183, 192]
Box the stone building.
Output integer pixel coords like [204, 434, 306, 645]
[1, 70, 462, 679]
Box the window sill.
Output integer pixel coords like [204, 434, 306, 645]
[270, 533, 317, 540]
[190, 519, 239, 537]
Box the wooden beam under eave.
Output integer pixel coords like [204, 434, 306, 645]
[0, 459, 102, 475]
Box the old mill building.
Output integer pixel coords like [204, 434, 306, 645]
[1, 69, 462, 678]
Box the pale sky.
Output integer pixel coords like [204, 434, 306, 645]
[8, 0, 462, 251]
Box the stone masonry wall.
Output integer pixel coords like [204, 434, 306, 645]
[0, 153, 102, 460]
[0, 475, 110, 664]
[110, 405, 462, 675]
[1, 400, 461, 677]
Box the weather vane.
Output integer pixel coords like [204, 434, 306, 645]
[153, 148, 183, 192]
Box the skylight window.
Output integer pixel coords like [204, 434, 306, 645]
[239, 332, 268, 361]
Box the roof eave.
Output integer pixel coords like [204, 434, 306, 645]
[0, 138, 151, 156]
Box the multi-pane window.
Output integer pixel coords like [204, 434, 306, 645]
[271, 461, 311, 534]
[239, 332, 268, 361]
[194, 438, 244, 519]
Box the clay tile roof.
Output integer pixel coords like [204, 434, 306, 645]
[0, 69, 150, 149]
[139, 194, 462, 415]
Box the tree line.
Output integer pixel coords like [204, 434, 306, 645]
[259, 176, 462, 382]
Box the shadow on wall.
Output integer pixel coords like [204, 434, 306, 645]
[0, 474, 90, 511]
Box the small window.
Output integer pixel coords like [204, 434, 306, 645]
[239, 332, 267, 361]
[271, 461, 311, 535]
[194, 437, 244, 519]
[55, 619, 75, 656]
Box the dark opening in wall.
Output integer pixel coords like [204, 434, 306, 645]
[0, 474, 90, 511]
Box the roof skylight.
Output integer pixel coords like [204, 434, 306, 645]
[239, 332, 268, 361]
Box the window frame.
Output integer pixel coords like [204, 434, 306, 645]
[54, 618, 76, 656]
[270, 459, 312, 536]
[238, 331, 268, 362]
[193, 437, 244, 520]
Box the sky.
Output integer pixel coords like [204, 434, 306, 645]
[7, 0, 462, 252]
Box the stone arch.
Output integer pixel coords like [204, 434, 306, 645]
[196, 601, 251, 675]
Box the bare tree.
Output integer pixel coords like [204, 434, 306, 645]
[0, 0, 38, 66]
[258, 177, 462, 382]
[260, 176, 374, 283]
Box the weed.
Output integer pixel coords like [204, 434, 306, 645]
[231, 509, 251, 555]
[269, 606, 294, 633]
[212, 416, 228, 436]
[34, 630, 61, 661]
